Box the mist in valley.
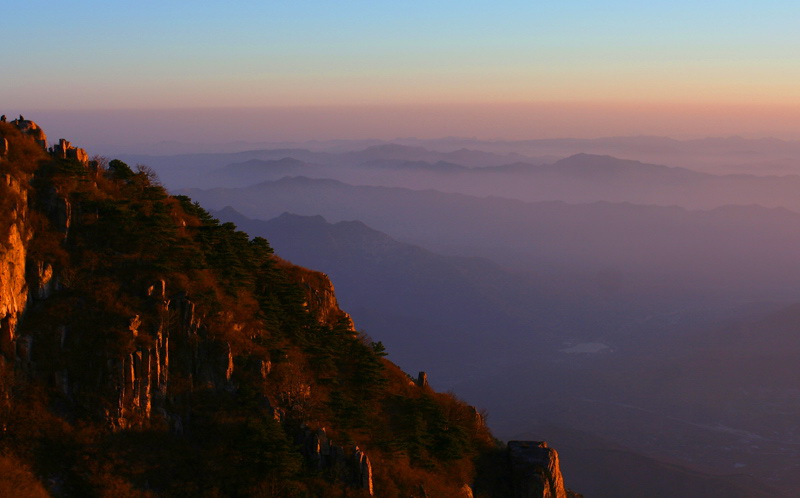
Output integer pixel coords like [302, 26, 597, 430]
[122, 135, 800, 496]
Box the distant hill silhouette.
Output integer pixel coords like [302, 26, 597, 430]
[129, 143, 800, 214]
[211, 208, 589, 379]
[188, 177, 800, 295]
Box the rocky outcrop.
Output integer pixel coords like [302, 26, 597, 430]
[282, 264, 355, 330]
[10, 117, 47, 149]
[508, 441, 567, 498]
[8, 117, 87, 165]
[39, 185, 71, 236]
[416, 371, 428, 388]
[49, 139, 88, 165]
[0, 176, 30, 360]
[0, 223, 28, 358]
[107, 288, 239, 429]
[0, 173, 242, 432]
[296, 426, 374, 495]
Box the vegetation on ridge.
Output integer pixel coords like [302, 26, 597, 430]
[0, 121, 498, 496]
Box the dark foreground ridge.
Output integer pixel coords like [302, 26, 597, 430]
[0, 117, 580, 497]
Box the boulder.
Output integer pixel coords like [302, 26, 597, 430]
[508, 441, 567, 498]
[11, 118, 47, 149]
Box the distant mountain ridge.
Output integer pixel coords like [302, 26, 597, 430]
[110, 134, 800, 177]
[187, 175, 800, 295]
[118, 142, 533, 188]
[211, 209, 589, 377]
[128, 143, 800, 213]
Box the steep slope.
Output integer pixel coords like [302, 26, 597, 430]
[211, 209, 717, 385]
[0, 119, 581, 497]
[207, 207, 800, 495]
[210, 210, 552, 380]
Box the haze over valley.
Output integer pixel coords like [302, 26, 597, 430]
[123, 137, 800, 496]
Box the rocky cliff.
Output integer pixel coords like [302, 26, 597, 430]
[0, 118, 577, 497]
[508, 441, 567, 498]
[0, 173, 29, 360]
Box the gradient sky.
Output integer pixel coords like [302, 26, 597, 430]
[5, 1, 800, 142]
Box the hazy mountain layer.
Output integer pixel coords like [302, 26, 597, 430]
[115, 134, 800, 177]
[124, 141, 800, 214]
[209, 208, 797, 496]
[211, 209, 704, 382]
[201, 152, 800, 212]
[187, 176, 800, 298]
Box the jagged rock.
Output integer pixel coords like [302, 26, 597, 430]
[284, 265, 355, 330]
[352, 445, 374, 495]
[295, 427, 374, 495]
[416, 371, 428, 388]
[40, 186, 71, 235]
[0, 137, 7, 159]
[460, 483, 475, 497]
[50, 138, 88, 165]
[297, 426, 331, 470]
[0, 220, 30, 358]
[155, 331, 168, 395]
[0, 175, 30, 354]
[508, 441, 567, 498]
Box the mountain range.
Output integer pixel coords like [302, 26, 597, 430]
[187, 176, 800, 297]
[121, 143, 800, 214]
[113, 135, 800, 177]
[0, 119, 587, 496]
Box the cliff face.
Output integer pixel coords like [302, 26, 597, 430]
[281, 262, 355, 330]
[508, 441, 568, 498]
[0, 174, 29, 360]
[0, 118, 576, 497]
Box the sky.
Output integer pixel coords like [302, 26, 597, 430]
[5, 1, 800, 144]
